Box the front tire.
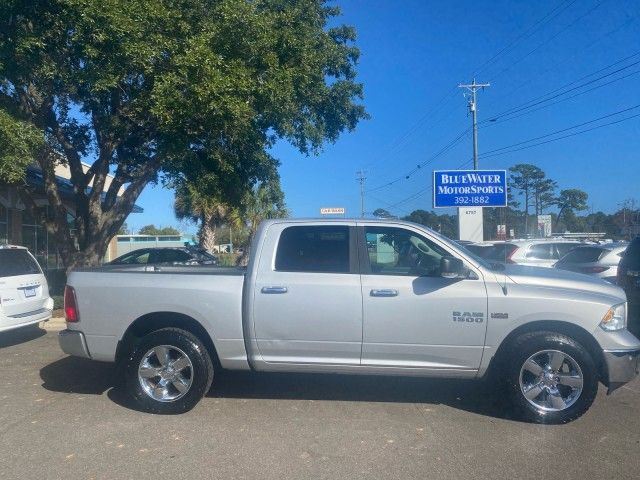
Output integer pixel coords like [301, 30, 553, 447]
[505, 331, 598, 424]
[124, 328, 214, 414]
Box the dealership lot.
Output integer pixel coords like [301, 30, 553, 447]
[2, 323, 640, 480]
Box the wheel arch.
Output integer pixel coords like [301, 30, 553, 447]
[115, 312, 220, 369]
[487, 320, 607, 382]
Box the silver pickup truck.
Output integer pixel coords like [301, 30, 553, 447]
[59, 219, 640, 423]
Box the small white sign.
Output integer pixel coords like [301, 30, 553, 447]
[458, 207, 484, 243]
[537, 214, 552, 237]
[320, 207, 345, 215]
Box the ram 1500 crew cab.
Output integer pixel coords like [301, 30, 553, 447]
[59, 219, 640, 423]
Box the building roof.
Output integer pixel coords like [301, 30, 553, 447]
[26, 166, 143, 213]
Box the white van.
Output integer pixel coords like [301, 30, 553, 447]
[0, 245, 53, 332]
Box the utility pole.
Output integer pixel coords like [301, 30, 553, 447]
[356, 169, 366, 218]
[458, 79, 490, 170]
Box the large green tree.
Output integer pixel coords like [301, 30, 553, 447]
[138, 225, 180, 236]
[403, 209, 457, 239]
[0, 0, 366, 270]
[555, 189, 588, 231]
[509, 163, 544, 235]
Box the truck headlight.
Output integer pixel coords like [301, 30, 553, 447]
[600, 303, 626, 331]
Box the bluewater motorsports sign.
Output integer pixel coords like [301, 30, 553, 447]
[433, 169, 507, 208]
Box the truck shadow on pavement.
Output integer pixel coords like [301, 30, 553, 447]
[40, 356, 116, 395]
[207, 371, 520, 420]
[40, 356, 520, 421]
[0, 325, 46, 348]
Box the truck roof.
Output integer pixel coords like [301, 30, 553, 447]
[260, 217, 432, 227]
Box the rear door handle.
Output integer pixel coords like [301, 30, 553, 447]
[370, 289, 398, 297]
[261, 286, 288, 294]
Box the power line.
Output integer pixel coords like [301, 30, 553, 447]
[485, 67, 640, 126]
[365, 127, 471, 193]
[368, 158, 474, 216]
[482, 56, 640, 123]
[482, 111, 640, 159]
[480, 104, 640, 158]
[487, 0, 607, 82]
[361, 0, 580, 174]
[471, 0, 579, 78]
[365, 77, 488, 195]
[361, 1, 632, 210]
[489, 16, 638, 106]
[371, 104, 640, 215]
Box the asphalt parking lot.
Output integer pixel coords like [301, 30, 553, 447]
[2, 322, 640, 480]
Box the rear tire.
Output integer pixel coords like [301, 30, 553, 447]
[124, 328, 214, 414]
[505, 331, 598, 424]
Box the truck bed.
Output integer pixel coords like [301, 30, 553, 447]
[65, 266, 249, 368]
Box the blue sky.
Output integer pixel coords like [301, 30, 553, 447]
[131, 0, 640, 233]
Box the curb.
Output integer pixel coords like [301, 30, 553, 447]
[43, 317, 66, 332]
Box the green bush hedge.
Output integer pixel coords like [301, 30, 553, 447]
[217, 253, 240, 267]
[52, 295, 63, 310]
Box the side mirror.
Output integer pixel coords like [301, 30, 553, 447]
[440, 256, 464, 279]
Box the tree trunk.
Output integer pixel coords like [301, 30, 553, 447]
[64, 241, 110, 273]
[198, 214, 217, 253]
[554, 207, 566, 233]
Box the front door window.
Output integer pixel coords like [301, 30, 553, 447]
[365, 226, 450, 277]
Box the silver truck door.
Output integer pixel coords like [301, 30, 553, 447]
[359, 225, 488, 371]
[251, 223, 362, 365]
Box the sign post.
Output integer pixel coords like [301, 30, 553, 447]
[433, 170, 508, 242]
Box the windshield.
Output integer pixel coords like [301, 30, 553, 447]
[452, 241, 496, 270]
[421, 226, 494, 270]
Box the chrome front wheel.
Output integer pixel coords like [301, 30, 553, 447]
[519, 349, 584, 412]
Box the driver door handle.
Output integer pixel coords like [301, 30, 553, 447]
[370, 289, 398, 297]
[261, 286, 288, 294]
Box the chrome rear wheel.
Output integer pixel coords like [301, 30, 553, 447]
[138, 345, 194, 402]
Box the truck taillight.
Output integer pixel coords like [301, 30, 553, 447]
[64, 286, 79, 322]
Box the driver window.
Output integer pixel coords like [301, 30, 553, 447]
[365, 227, 450, 277]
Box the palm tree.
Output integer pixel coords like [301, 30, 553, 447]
[174, 175, 287, 260]
[238, 178, 288, 264]
[174, 182, 235, 253]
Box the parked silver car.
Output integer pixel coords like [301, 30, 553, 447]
[108, 247, 219, 266]
[554, 243, 627, 283]
[477, 240, 582, 268]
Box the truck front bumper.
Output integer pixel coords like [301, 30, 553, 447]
[58, 329, 91, 359]
[603, 348, 640, 393]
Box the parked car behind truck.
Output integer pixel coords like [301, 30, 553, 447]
[59, 219, 640, 423]
[618, 237, 640, 333]
[108, 246, 218, 267]
[0, 245, 53, 333]
[554, 243, 627, 283]
[472, 240, 581, 267]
